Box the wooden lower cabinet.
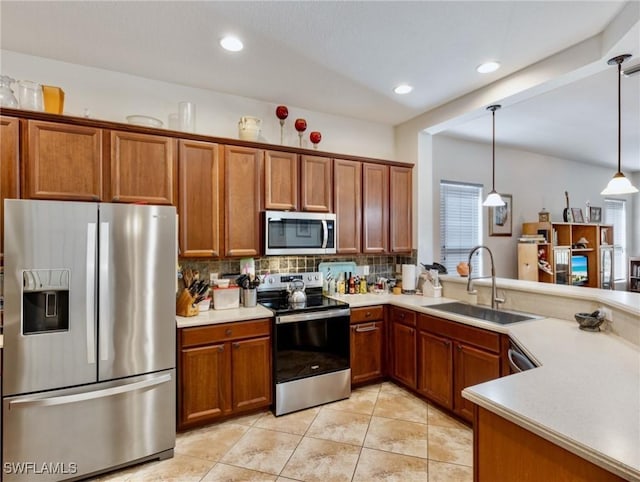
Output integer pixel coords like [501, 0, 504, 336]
[417, 330, 453, 409]
[180, 342, 231, 426]
[178, 319, 272, 430]
[418, 313, 503, 422]
[231, 336, 272, 412]
[350, 306, 385, 385]
[453, 342, 500, 421]
[474, 406, 625, 481]
[389, 307, 417, 389]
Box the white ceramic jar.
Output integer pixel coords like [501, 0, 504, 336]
[238, 116, 261, 141]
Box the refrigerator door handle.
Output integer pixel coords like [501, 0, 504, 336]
[7, 373, 172, 409]
[99, 221, 110, 361]
[86, 222, 97, 365]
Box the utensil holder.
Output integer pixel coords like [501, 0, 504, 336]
[243, 288, 257, 307]
[176, 289, 199, 317]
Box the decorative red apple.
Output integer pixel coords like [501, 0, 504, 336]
[276, 105, 289, 120]
[275, 105, 289, 144]
[310, 131, 322, 149]
[295, 118, 307, 147]
[294, 118, 307, 132]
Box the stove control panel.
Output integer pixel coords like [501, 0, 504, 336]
[258, 272, 323, 291]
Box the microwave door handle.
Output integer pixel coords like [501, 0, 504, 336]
[321, 219, 328, 249]
[86, 223, 97, 365]
[99, 222, 110, 362]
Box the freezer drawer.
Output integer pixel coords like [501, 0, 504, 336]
[2, 370, 175, 481]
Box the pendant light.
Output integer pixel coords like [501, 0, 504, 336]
[483, 105, 506, 206]
[601, 54, 638, 195]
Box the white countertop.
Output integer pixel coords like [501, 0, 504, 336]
[176, 305, 274, 328]
[463, 318, 640, 481]
[175, 289, 639, 479]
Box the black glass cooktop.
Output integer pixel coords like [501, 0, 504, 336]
[258, 291, 349, 316]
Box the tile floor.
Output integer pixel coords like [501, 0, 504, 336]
[93, 382, 473, 482]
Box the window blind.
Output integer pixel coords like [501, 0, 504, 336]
[440, 181, 483, 274]
[603, 198, 626, 281]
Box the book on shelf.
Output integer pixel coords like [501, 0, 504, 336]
[518, 234, 546, 243]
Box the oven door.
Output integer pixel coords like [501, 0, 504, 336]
[274, 308, 350, 384]
[265, 211, 336, 255]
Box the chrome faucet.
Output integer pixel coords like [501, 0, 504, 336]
[466, 245, 504, 309]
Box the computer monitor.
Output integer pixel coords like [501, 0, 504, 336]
[571, 255, 588, 286]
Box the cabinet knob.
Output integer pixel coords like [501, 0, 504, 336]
[400, 313, 405, 319]
[232, 342, 240, 349]
[365, 312, 372, 317]
[225, 328, 232, 336]
[217, 346, 224, 352]
[457, 344, 462, 351]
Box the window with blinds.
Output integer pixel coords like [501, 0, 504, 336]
[440, 181, 483, 274]
[603, 198, 626, 281]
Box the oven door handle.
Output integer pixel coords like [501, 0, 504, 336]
[276, 308, 351, 324]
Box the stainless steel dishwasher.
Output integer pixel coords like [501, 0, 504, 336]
[508, 341, 537, 373]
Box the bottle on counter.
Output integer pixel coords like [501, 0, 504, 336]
[360, 277, 367, 294]
[329, 276, 336, 296]
[348, 272, 355, 294]
[337, 272, 345, 295]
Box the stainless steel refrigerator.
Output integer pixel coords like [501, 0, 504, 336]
[3, 200, 177, 481]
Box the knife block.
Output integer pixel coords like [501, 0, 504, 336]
[176, 289, 199, 317]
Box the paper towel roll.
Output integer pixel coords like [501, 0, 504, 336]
[402, 264, 417, 292]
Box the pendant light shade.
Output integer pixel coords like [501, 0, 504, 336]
[483, 105, 506, 207]
[601, 54, 638, 195]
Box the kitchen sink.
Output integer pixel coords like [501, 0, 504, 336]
[425, 302, 540, 325]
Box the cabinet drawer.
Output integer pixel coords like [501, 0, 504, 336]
[350, 305, 384, 324]
[389, 306, 416, 327]
[418, 314, 500, 353]
[180, 319, 271, 348]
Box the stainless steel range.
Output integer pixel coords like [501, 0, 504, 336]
[258, 272, 351, 416]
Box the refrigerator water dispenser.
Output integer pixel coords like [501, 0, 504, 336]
[22, 269, 70, 334]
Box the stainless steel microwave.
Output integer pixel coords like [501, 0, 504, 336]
[264, 211, 336, 255]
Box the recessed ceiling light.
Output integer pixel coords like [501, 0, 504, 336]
[220, 36, 244, 52]
[477, 61, 500, 73]
[394, 84, 413, 95]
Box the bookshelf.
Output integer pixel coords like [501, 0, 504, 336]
[518, 222, 613, 289]
[630, 257, 640, 293]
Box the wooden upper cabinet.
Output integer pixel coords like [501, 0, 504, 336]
[178, 140, 221, 257]
[300, 155, 332, 212]
[264, 150, 298, 211]
[362, 163, 389, 253]
[108, 131, 176, 205]
[24, 120, 103, 201]
[389, 165, 413, 253]
[224, 145, 263, 257]
[1, 116, 20, 258]
[334, 159, 361, 254]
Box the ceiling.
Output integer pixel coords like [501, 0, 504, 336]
[1, 1, 638, 171]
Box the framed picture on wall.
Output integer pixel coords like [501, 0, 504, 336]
[489, 194, 512, 236]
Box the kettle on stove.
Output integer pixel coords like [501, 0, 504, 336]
[287, 279, 307, 306]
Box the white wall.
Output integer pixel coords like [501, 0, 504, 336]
[431, 135, 637, 278]
[1, 50, 395, 160]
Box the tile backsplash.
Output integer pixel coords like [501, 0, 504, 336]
[180, 251, 417, 282]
